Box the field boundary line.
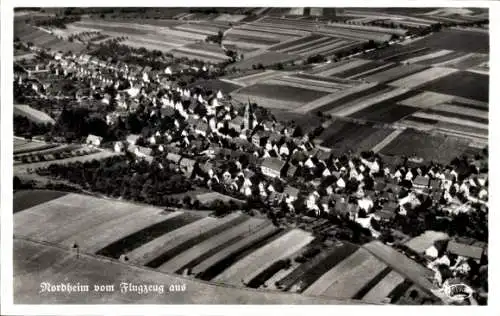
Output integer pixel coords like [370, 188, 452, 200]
[371, 129, 405, 153]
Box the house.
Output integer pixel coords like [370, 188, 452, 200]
[114, 141, 124, 153]
[446, 240, 485, 262]
[133, 145, 153, 163]
[179, 157, 196, 176]
[86, 134, 103, 147]
[413, 175, 430, 191]
[261, 157, 286, 178]
[126, 134, 141, 145]
[166, 152, 182, 164]
[283, 186, 299, 202]
[229, 116, 245, 133]
[375, 201, 399, 222]
[252, 130, 270, 147]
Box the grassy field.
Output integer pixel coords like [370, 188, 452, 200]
[188, 79, 243, 94]
[380, 129, 470, 164]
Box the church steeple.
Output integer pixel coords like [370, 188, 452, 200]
[244, 98, 254, 131]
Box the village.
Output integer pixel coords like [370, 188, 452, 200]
[12, 7, 489, 306]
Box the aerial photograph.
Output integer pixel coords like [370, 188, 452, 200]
[11, 6, 489, 306]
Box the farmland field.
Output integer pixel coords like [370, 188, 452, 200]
[14, 238, 364, 304]
[419, 71, 489, 102]
[362, 64, 429, 84]
[318, 120, 395, 155]
[233, 83, 330, 103]
[213, 229, 314, 286]
[193, 225, 284, 280]
[362, 241, 437, 293]
[188, 79, 243, 94]
[361, 271, 406, 303]
[379, 129, 470, 164]
[125, 214, 240, 266]
[151, 214, 250, 270]
[13, 190, 68, 214]
[406, 29, 489, 54]
[230, 52, 300, 70]
[387, 67, 459, 89]
[164, 218, 269, 274]
[95, 212, 202, 259]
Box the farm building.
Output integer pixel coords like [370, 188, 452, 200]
[261, 158, 287, 178]
[86, 134, 103, 147]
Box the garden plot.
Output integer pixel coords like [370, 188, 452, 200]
[361, 270, 406, 303]
[398, 91, 456, 109]
[214, 229, 314, 286]
[157, 217, 265, 273]
[125, 212, 241, 266]
[303, 248, 373, 296]
[320, 256, 388, 299]
[283, 37, 341, 54]
[191, 223, 281, 278]
[14, 150, 121, 174]
[388, 67, 459, 89]
[14, 142, 57, 155]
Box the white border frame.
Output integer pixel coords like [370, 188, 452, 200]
[1, 1, 498, 315]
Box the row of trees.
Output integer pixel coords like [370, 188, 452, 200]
[37, 156, 193, 205]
